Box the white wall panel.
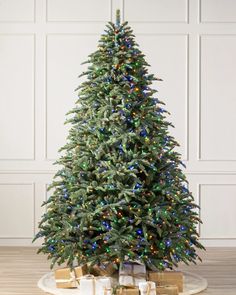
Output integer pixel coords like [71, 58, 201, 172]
[200, 0, 236, 23]
[0, 183, 34, 238]
[125, 0, 188, 23]
[0, 0, 35, 22]
[200, 35, 236, 161]
[200, 184, 236, 239]
[47, 0, 111, 22]
[46, 35, 98, 160]
[137, 35, 188, 160]
[0, 35, 34, 160]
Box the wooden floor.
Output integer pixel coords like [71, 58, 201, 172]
[0, 247, 235, 295]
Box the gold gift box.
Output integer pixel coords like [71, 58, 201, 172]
[92, 262, 116, 276]
[74, 264, 88, 278]
[149, 271, 183, 292]
[54, 267, 77, 289]
[54, 264, 88, 288]
[116, 286, 139, 295]
[156, 285, 179, 295]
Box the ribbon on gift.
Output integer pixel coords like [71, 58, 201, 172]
[55, 265, 87, 286]
[104, 287, 112, 295]
[139, 281, 156, 295]
[145, 282, 156, 295]
[157, 272, 164, 280]
[116, 286, 138, 295]
[55, 270, 76, 284]
[117, 285, 139, 295]
[117, 287, 126, 295]
[146, 282, 151, 295]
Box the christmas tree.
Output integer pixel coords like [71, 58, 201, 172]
[34, 10, 204, 271]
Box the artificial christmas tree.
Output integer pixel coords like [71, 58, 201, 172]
[34, 10, 204, 272]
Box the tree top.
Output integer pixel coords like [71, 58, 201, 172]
[116, 9, 121, 26]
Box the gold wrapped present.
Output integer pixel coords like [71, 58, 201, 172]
[115, 286, 139, 295]
[156, 285, 179, 295]
[54, 267, 77, 288]
[92, 262, 116, 276]
[54, 264, 88, 288]
[74, 264, 88, 278]
[148, 271, 183, 292]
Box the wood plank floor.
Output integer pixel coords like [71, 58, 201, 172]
[0, 247, 235, 295]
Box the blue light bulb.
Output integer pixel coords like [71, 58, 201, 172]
[134, 183, 142, 189]
[165, 239, 172, 247]
[140, 128, 148, 137]
[136, 229, 142, 235]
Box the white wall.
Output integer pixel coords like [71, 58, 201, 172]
[0, 0, 236, 246]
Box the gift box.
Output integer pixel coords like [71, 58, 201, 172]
[74, 264, 88, 278]
[54, 264, 88, 288]
[92, 262, 116, 276]
[54, 267, 77, 288]
[156, 285, 178, 295]
[96, 276, 112, 295]
[80, 274, 112, 295]
[115, 286, 139, 295]
[119, 262, 146, 286]
[148, 271, 183, 292]
[139, 281, 156, 295]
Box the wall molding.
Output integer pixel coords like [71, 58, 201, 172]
[0, 183, 35, 239]
[0, 34, 36, 161]
[198, 183, 236, 239]
[122, 0, 189, 24]
[199, 0, 236, 24]
[198, 34, 236, 162]
[0, 0, 36, 23]
[46, 0, 112, 23]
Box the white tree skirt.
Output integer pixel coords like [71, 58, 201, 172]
[38, 271, 207, 295]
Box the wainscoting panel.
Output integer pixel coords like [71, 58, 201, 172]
[0, 0, 35, 22]
[0, 35, 35, 160]
[200, 0, 236, 23]
[124, 0, 188, 23]
[199, 35, 236, 161]
[0, 183, 34, 238]
[46, 0, 111, 22]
